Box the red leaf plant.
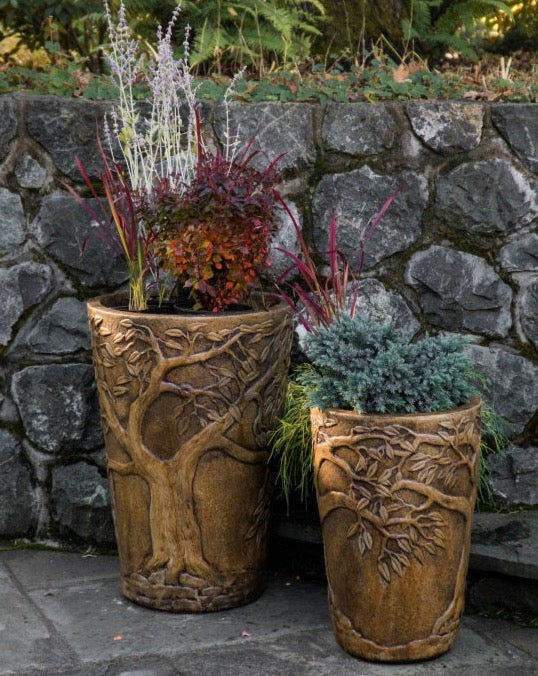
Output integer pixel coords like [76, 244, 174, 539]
[140, 134, 286, 312]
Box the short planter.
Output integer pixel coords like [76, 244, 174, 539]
[87, 293, 293, 612]
[311, 397, 482, 662]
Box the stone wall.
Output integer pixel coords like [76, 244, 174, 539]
[0, 94, 536, 548]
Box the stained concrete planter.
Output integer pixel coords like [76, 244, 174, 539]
[87, 293, 293, 612]
[311, 397, 482, 661]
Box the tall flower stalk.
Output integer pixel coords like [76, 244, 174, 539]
[103, 1, 199, 198]
[76, 0, 201, 311]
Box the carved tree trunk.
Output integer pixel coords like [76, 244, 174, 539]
[311, 397, 482, 662]
[88, 293, 293, 612]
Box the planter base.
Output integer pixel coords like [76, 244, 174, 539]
[330, 594, 457, 662]
[122, 570, 264, 613]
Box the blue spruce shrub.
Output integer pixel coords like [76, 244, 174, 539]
[300, 314, 477, 414]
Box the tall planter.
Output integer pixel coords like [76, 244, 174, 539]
[87, 293, 293, 612]
[311, 397, 482, 662]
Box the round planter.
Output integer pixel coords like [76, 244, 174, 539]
[87, 293, 293, 612]
[311, 397, 482, 662]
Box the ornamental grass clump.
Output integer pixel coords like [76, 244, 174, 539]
[67, 136, 160, 312]
[275, 190, 399, 330]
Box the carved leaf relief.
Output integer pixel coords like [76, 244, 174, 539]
[316, 409, 481, 585]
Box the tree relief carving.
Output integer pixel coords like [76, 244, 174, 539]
[313, 407, 481, 585]
[88, 302, 292, 608]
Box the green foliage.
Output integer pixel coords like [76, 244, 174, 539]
[124, 0, 325, 76]
[1, 50, 535, 103]
[185, 0, 324, 75]
[269, 365, 314, 508]
[270, 366, 508, 511]
[476, 405, 509, 508]
[301, 315, 477, 415]
[0, 62, 119, 97]
[1, 0, 323, 77]
[491, 0, 538, 51]
[402, 0, 514, 59]
[214, 59, 536, 102]
[0, 0, 108, 72]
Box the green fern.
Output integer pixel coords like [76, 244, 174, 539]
[403, 0, 514, 58]
[183, 0, 324, 74]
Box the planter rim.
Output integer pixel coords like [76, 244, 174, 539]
[87, 291, 291, 321]
[315, 395, 482, 424]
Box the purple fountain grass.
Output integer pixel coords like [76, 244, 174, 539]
[275, 188, 400, 332]
[64, 136, 157, 312]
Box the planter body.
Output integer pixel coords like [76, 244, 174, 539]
[311, 397, 482, 661]
[87, 293, 293, 612]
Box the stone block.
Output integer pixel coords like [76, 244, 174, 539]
[406, 101, 484, 152]
[405, 245, 512, 337]
[471, 511, 538, 581]
[322, 103, 395, 155]
[434, 159, 538, 235]
[269, 200, 302, 279]
[34, 191, 127, 288]
[469, 575, 538, 615]
[0, 262, 52, 346]
[492, 104, 538, 173]
[354, 278, 420, 336]
[313, 166, 427, 269]
[489, 445, 538, 506]
[25, 297, 90, 354]
[25, 96, 109, 180]
[14, 153, 49, 190]
[51, 462, 115, 544]
[11, 364, 103, 454]
[0, 95, 17, 161]
[0, 365, 18, 425]
[520, 279, 538, 351]
[213, 102, 315, 172]
[0, 188, 25, 256]
[467, 345, 538, 434]
[499, 233, 538, 272]
[0, 429, 35, 535]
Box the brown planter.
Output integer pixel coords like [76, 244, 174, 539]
[311, 397, 482, 662]
[87, 293, 293, 612]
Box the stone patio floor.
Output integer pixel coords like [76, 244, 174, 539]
[0, 510, 536, 676]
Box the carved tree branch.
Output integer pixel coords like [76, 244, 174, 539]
[317, 490, 361, 522]
[391, 479, 471, 516]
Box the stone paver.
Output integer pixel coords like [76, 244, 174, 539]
[470, 511, 538, 581]
[0, 550, 536, 676]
